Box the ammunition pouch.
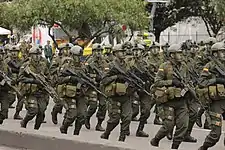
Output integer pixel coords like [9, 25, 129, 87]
[208, 84, 225, 100]
[104, 83, 116, 97]
[57, 84, 77, 98]
[104, 82, 127, 96]
[115, 83, 127, 96]
[154, 87, 181, 104]
[154, 87, 168, 104]
[196, 87, 211, 105]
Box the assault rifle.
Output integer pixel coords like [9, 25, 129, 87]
[64, 69, 107, 98]
[24, 66, 60, 103]
[173, 67, 197, 99]
[0, 70, 21, 97]
[113, 64, 151, 96]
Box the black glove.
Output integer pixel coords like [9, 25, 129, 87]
[216, 78, 225, 84]
[117, 75, 125, 80]
[172, 79, 184, 88]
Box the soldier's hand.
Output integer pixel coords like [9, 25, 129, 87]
[172, 79, 184, 88]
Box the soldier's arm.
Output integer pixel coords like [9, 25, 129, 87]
[154, 63, 172, 87]
[199, 62, 216, 87]
[100, 63, 118, 86]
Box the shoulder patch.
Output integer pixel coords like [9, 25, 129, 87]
[203, 68, 209, 72]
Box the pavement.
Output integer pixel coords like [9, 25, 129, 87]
[0, 100, 224, 150]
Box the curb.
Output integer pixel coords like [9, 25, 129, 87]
[0, 127, 135, 150]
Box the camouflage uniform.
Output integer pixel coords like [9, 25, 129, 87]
[100, 44, 132, 142]
[84, 43, 108, 131]
[0, 48, 11, 124]
[145, 42, 163, 125]
[4, 46, 23, 119]
[150, 44, 190, 149]
[198, 42, 225, 150]
[58, 46, 87, 135]
[196, 38, 216, 130]
[19, 47, 49, 130]
[129, 44, 153, 137]
[50, 46, 74, 125]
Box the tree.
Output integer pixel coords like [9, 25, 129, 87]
[212, 0, 225, 18]
[200, 0, 223, 37]
[0, 0, 148, 46]
[146, 0, 223, 42]
[146, 0, 201, 42]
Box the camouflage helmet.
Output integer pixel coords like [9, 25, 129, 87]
[92, 43, 103, 51]
[70, 45, 83, 55]
[168, 44, 182, 53]
[211, 42, 225, 52]
[112, 44, 124, 52]
[122, 41, 133, 49]
[29, 46, 42, 54]
[150, 42, 160, 48]
[204, 37, 216, 45]
[10, 45, 20, 51]
[198, 41, 204, 46]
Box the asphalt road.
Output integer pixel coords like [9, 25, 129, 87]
[1, 100, 224, 150]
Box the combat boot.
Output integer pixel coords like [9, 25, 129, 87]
[100, 123, 117, 140]
[73, 121, 82, 135]
[171, 143, 179, 149]
[198, 146, 208, 150]
[20, 115, 32, 128]
[136, 122, 149, 137]
[150, 138, 159, 147]
[85, 117, 91, 129]
[51, 111, 58, 125]
[95, 119, 105, 132]
[166, 130, 173, 140]
[153, 116, 162, 125]
[184, 133, 197, 143]
[60, 120, 70, 134]
[118, 134, 126, 142]
[13, 112, 23, 120]
[20, 120, 28, 128]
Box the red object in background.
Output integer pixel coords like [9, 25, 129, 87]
[122, 25, 127, 31]
[32, 26, 42, 45]
[53, 24, 59, 28]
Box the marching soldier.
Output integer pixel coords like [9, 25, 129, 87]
[58, 46, 87, 135]
[50, 45, 73, 125]
[131, 44, 153, 137]
[19, 46, 49, 130]
[150, 44, 191, 149]
[0, 47, 12, 124]
[198, 42, 225, 150]
[196, 37, 217, 130]
[145, 42, 163, 125]
[100, 44, 133, 142]
[84, 43, 108, 132]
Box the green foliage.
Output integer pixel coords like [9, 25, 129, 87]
[212, 0, 225, 19]
[0, 0, 148, 37]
